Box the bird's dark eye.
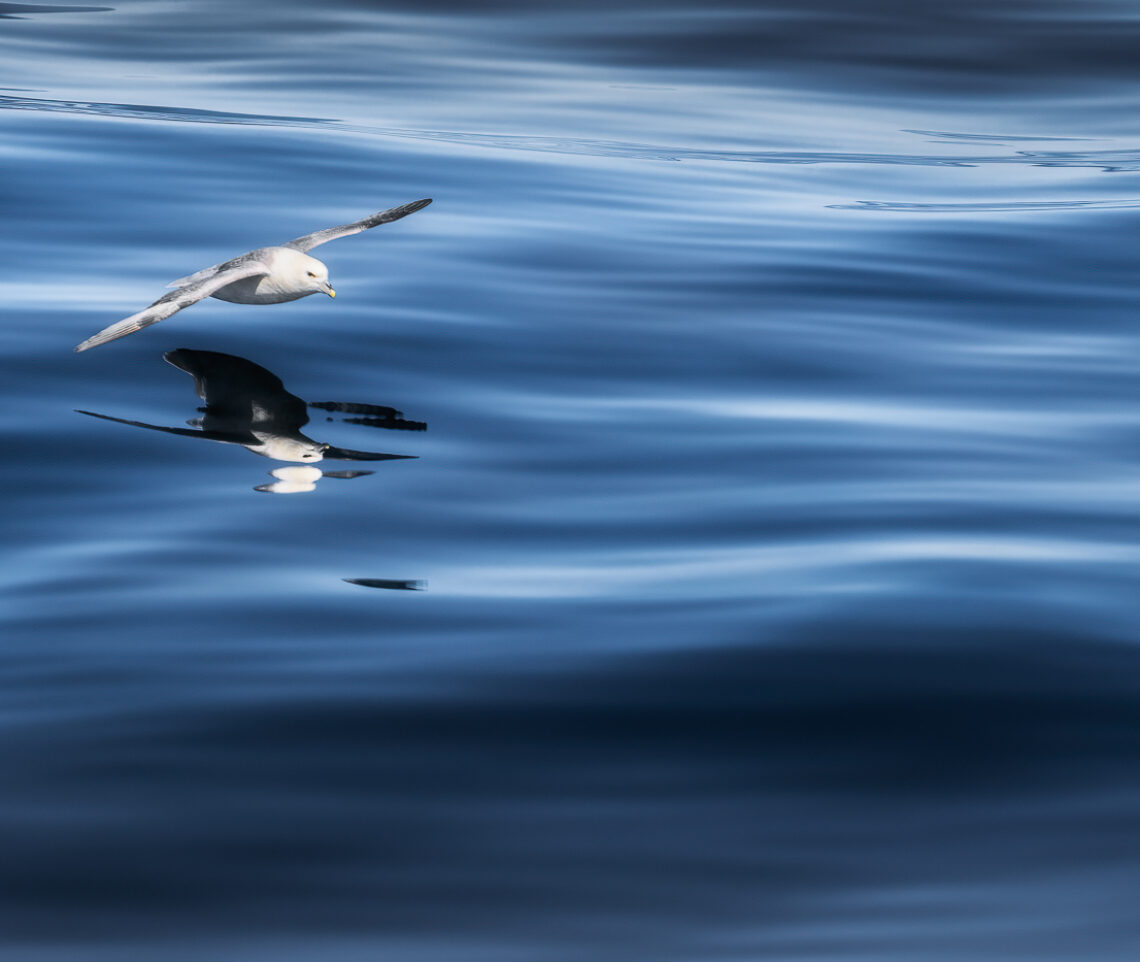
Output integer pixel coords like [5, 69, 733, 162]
[307, 271, 316, 278]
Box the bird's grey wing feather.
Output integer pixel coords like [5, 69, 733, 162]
[74, 259, 270, 353]
[282, 198, 432, 253]
[165, 263, 225, 290]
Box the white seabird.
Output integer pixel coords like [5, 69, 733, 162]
[74, 198, 432, 352]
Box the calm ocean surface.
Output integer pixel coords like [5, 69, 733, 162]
[5, 0, 1140, 958]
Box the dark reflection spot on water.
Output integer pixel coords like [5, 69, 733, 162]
[344, 577, 426, 590]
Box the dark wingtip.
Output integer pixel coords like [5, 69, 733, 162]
[370, 198, 432, 228]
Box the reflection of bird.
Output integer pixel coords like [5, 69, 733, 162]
[77, 348, 424, 463]
[74, 198, 432, 352]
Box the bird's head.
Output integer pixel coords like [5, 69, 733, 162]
[300, 253, 335, 298]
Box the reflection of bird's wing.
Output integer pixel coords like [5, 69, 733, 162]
[74, 258, 271, 353]
[75, 409, 260, 446]
[282, 198, 432, 253]
[308, 399, 427, 432]
[163, 348, 307, 423]
[322, 446, 418, 462]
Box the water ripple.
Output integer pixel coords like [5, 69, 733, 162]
[0, 2, 111, 18]
[6, 93, 1140, 170]
[0, 94, 327, 129]
[902, 129, 1100, 144]
[833, 199, 1140, 212]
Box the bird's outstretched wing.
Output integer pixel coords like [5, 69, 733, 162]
[282, 198, 432, 253]
[74, 259, 271, 353]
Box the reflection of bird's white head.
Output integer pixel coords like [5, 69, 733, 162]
[256, 465, 324, 494]
[255, 436, 330, 462]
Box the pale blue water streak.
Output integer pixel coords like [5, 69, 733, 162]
[4, 1, 1140, 959]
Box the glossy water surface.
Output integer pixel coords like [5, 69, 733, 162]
[5, 1, 1140, 958]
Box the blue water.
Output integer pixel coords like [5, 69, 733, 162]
[5, 0, 1140, 958]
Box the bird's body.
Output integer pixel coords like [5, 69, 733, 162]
[74, 199, 431, 352]
[204, 248, 330, 305]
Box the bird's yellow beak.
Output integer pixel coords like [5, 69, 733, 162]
[326, 288, 336, 299]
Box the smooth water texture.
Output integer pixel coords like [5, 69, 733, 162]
[5, 1, 1140, 958]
